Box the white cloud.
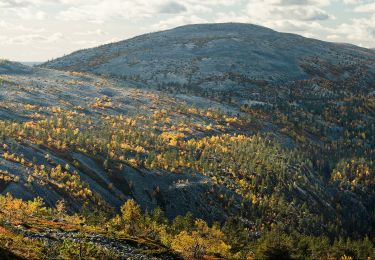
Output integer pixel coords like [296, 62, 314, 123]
[58, 1, 152, 23]
[0, 0, 375, 61]
[342, 0, 363, 4]
[0, 0, 29, 8]
[247, 0, 332, 7]
[214, 12, 250, 24]
[354, 2, 375, 12]
[0, 32, 63, 45]
[213, 0, 339, 45]
[334, 14, 375, 47]
[57, 0, 239, 23]
[74, 29, 107, 36]
[16, 8, 46, 19]
[246, 0, 333, 21]
[326, 34, 340, 39]
[72, 37, 121, 47]
[243, 0, 334, 37]
[0, 20, 45, 32]
[152, 14, 208, 30]
[0, 0, 56, 8]
[158, 1, 187, 14]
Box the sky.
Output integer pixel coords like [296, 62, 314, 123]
[0, 0, 374, 62]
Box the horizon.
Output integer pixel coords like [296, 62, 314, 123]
[10, 22, 375, 64]
[0, 0, 374, 62]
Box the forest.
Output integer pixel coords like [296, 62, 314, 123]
[0, 100, 374, 259]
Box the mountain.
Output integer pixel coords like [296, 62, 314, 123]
[0, 64, 244, 222]
[42, 23, 375, 101]
[1, 24, 375, 258]
[0, 60, 33, 74]
[20, 61, 44, 67]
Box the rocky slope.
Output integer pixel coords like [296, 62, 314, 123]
[0, 65, 244, 223]
[0, 60, 33, 74]
[1, 23, 374, 242]
[42, 23, 375, 101]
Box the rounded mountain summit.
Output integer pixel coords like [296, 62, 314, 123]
[42, 23, 375, 95]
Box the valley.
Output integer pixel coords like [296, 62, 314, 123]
[0, 23, 374, 259]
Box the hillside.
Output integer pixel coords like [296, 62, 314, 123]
[42, 23, 375, 100]
[0, 60, 33, 74]
[0, 23, 374, 259]
[0, 66, 247, 222]
[40, 25, 375, 237]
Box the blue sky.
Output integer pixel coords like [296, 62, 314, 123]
[0, 0, 374, 61]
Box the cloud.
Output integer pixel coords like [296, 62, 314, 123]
[0, 32, 64, 45]
[213, 0, 336, 45]
[0, 0, 30, 8]
[326, 34, 340, 40]
[251, 0, 331, 7]
[278, 6, 331, 20]
[354, 2, 375, 12]
[56, 0, 334, 25]
[0, 20, 45, 32]
[333, 14, 375, 47]
[342, 0, 363, 4]
[58, 0, 158, 23]
[57, 0, 238, 23]
[0, 0, 47, 20]
[72, 37, 121, 47]
[245, 1, 333, 26]
[74, 29, 107, 36]
[1, 0, 375, 61]
[0, 0, 56, 8]
[16, 8, 46, 19]
[152, 14, 208, 30]
[158, 1, 187, 14]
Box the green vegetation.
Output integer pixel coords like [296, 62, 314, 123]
[0, 72, 374, 258]
[0, 195, 373, 259]
[0, 104, 373, 236]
